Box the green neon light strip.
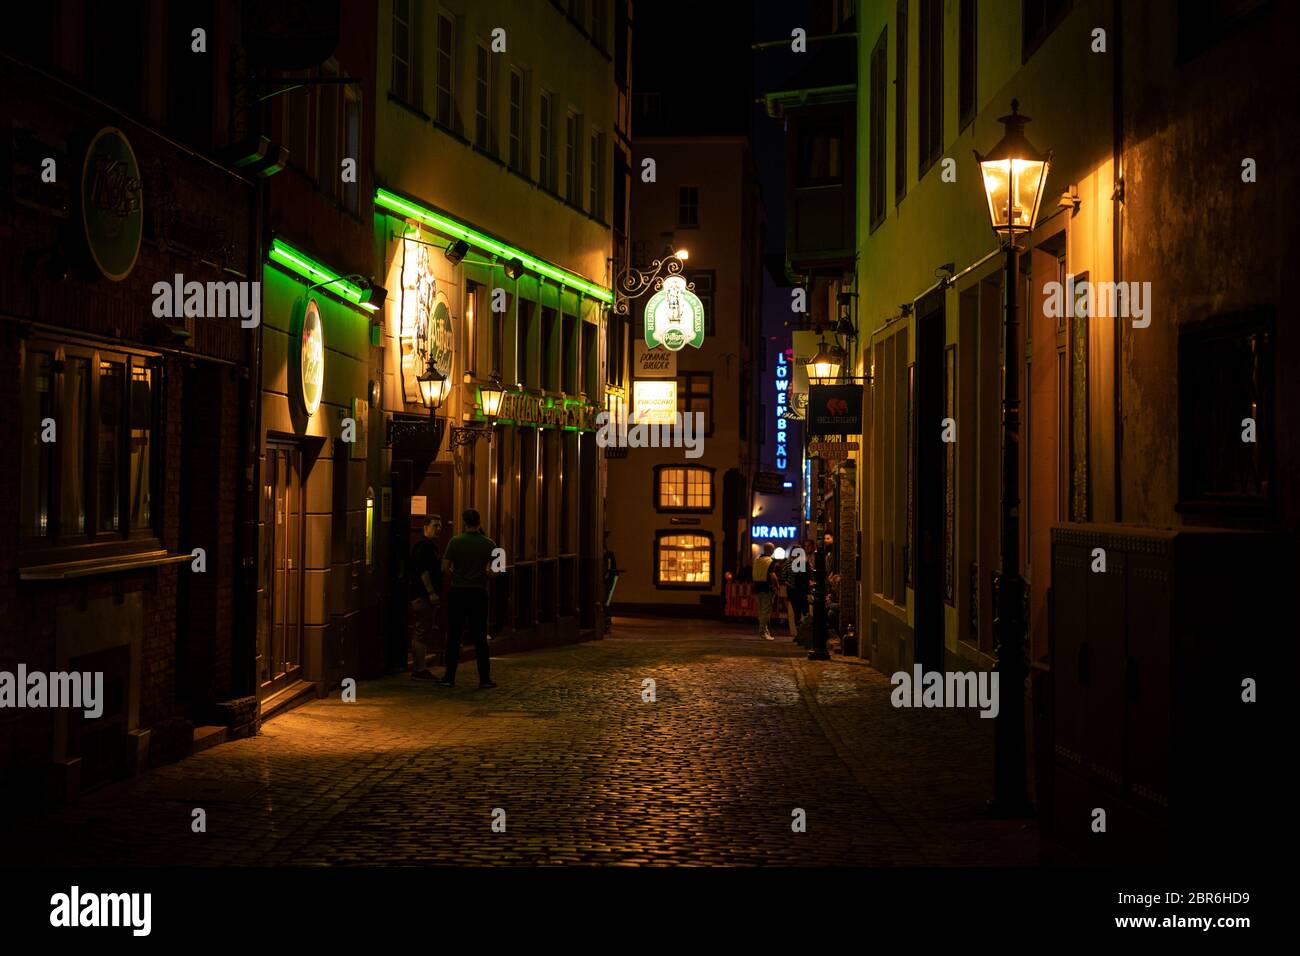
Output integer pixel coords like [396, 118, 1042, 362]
[269, 238, 366, 305]
[375, 188, 613, 304]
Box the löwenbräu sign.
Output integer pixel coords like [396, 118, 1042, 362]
[806, 384, 863, 436]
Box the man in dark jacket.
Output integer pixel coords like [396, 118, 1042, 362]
[408, 515, 442, 678]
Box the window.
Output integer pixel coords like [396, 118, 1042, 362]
[918, 0, 942, 175]
[1178, 311, 1274, 506]
[685, 270, 715, 335]
[343, 88, 361, 213]
[565, 111, 581, 204]
[869, 26, 887, 229]
[656, 466, 713, 511]
[475, 44, 492, 151]
[677, 186, 699, 227]
[677, 371, 712, 435]
[591, 0, 606, 49]
[508, 67, 526, 172]
[542, 307, 559, 391]
[798, 121, 843, 187]
[284, 72, 312, 176]
[1177, 0, 1267, 62]
[1023, 0, 1072, 60]
[538, 92, 554, 190]
[589, 130, 605, 218]
[436, 12, 455, 128]
[654, 532, 713, 588]
[958, 0, 977, 129]
[319, 62, 339, 199]
[895, 0, 907, 202]
[391, 0, 419, 106]
[21, 340, 158, 549]
[562, 314, 578, 394]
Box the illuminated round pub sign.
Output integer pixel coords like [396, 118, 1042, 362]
[80, 127, 143, 282]
[644, 275, 705, 352]
[297, 298, 325, 417]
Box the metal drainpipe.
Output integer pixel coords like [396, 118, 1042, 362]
[1113, 0, 1125, 521]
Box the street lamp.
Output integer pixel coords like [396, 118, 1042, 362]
[478, 373, 506, 419]
[417, 364, 450, 412]
[975, 98, 1051, 819]
[806, 340, 842, 385]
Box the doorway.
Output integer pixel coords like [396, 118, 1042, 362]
[259, 443, 305, 696]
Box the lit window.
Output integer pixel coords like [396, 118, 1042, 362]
[656, 467, 712, 511]
[656, 533, 712, 587]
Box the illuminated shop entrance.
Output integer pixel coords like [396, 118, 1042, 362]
[259, 443, 306, 696]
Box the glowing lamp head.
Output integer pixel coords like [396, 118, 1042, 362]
[479, 374, 506, 419]
[975, 100, 1052, 238]
[417, 366, 450, 410]
[806, 341, 842, 385]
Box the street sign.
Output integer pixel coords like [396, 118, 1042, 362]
[809, 441, 859, 461]
[634, 342, 676, 378]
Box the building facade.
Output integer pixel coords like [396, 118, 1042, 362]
[607, 135, 763, 616]
[1, 5, 259, 802]
[373, 0, 622, 651]
[853, 0, 1297, 858]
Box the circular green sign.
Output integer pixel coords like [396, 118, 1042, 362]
[80, 127, 143, 282]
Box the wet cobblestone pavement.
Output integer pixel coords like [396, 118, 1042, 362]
[7, 617, 1039, 866]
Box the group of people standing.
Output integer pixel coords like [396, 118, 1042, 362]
[407, 508, 499, 690]
[750, 539, 817, 641]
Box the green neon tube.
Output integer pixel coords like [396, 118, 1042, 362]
[375, 188, 613, 304]
[268, 238, 366, 304]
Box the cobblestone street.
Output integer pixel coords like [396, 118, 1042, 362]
[8, 618, 1039, 867]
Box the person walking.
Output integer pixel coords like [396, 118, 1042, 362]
[752, 542, 779, 641]
[408, 516, 442, 679]
[439, 508, 498, 689]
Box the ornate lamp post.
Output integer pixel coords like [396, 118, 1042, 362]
[450, 372, 504, 449]
[612, 247, 690, 316]
[974, 99, 1052, 817]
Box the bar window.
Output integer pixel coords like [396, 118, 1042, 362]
[20, 340, 160, 551]
[655, 466, 713, 512]
[654, 532, 713, 588]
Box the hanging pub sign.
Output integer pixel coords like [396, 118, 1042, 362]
[294, 297, 325, 417]
[401, 238, 454, 405]
[807, 384, 863, 436]
[644, 275, 705, 352]
[80, 127, 143, 281]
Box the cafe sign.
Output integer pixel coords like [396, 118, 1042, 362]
[297, 298, 325, 417]
[496, 392, 596, 430]
[644, 275, 705, 352]
[81, 127, 143, 281]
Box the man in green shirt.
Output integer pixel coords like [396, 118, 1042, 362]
[439, 509, 498, 689]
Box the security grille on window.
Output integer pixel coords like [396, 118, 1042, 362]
[539, 92, 554, 190]
[565, 112, 581, 204]
[657, 467, 712, 511]
[677, 186, 699, 227]
[475, 45, 492, 151]
[509, 68, 525, 172]
[436, 12, 455, 128]
[656, 533, 712, 586]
